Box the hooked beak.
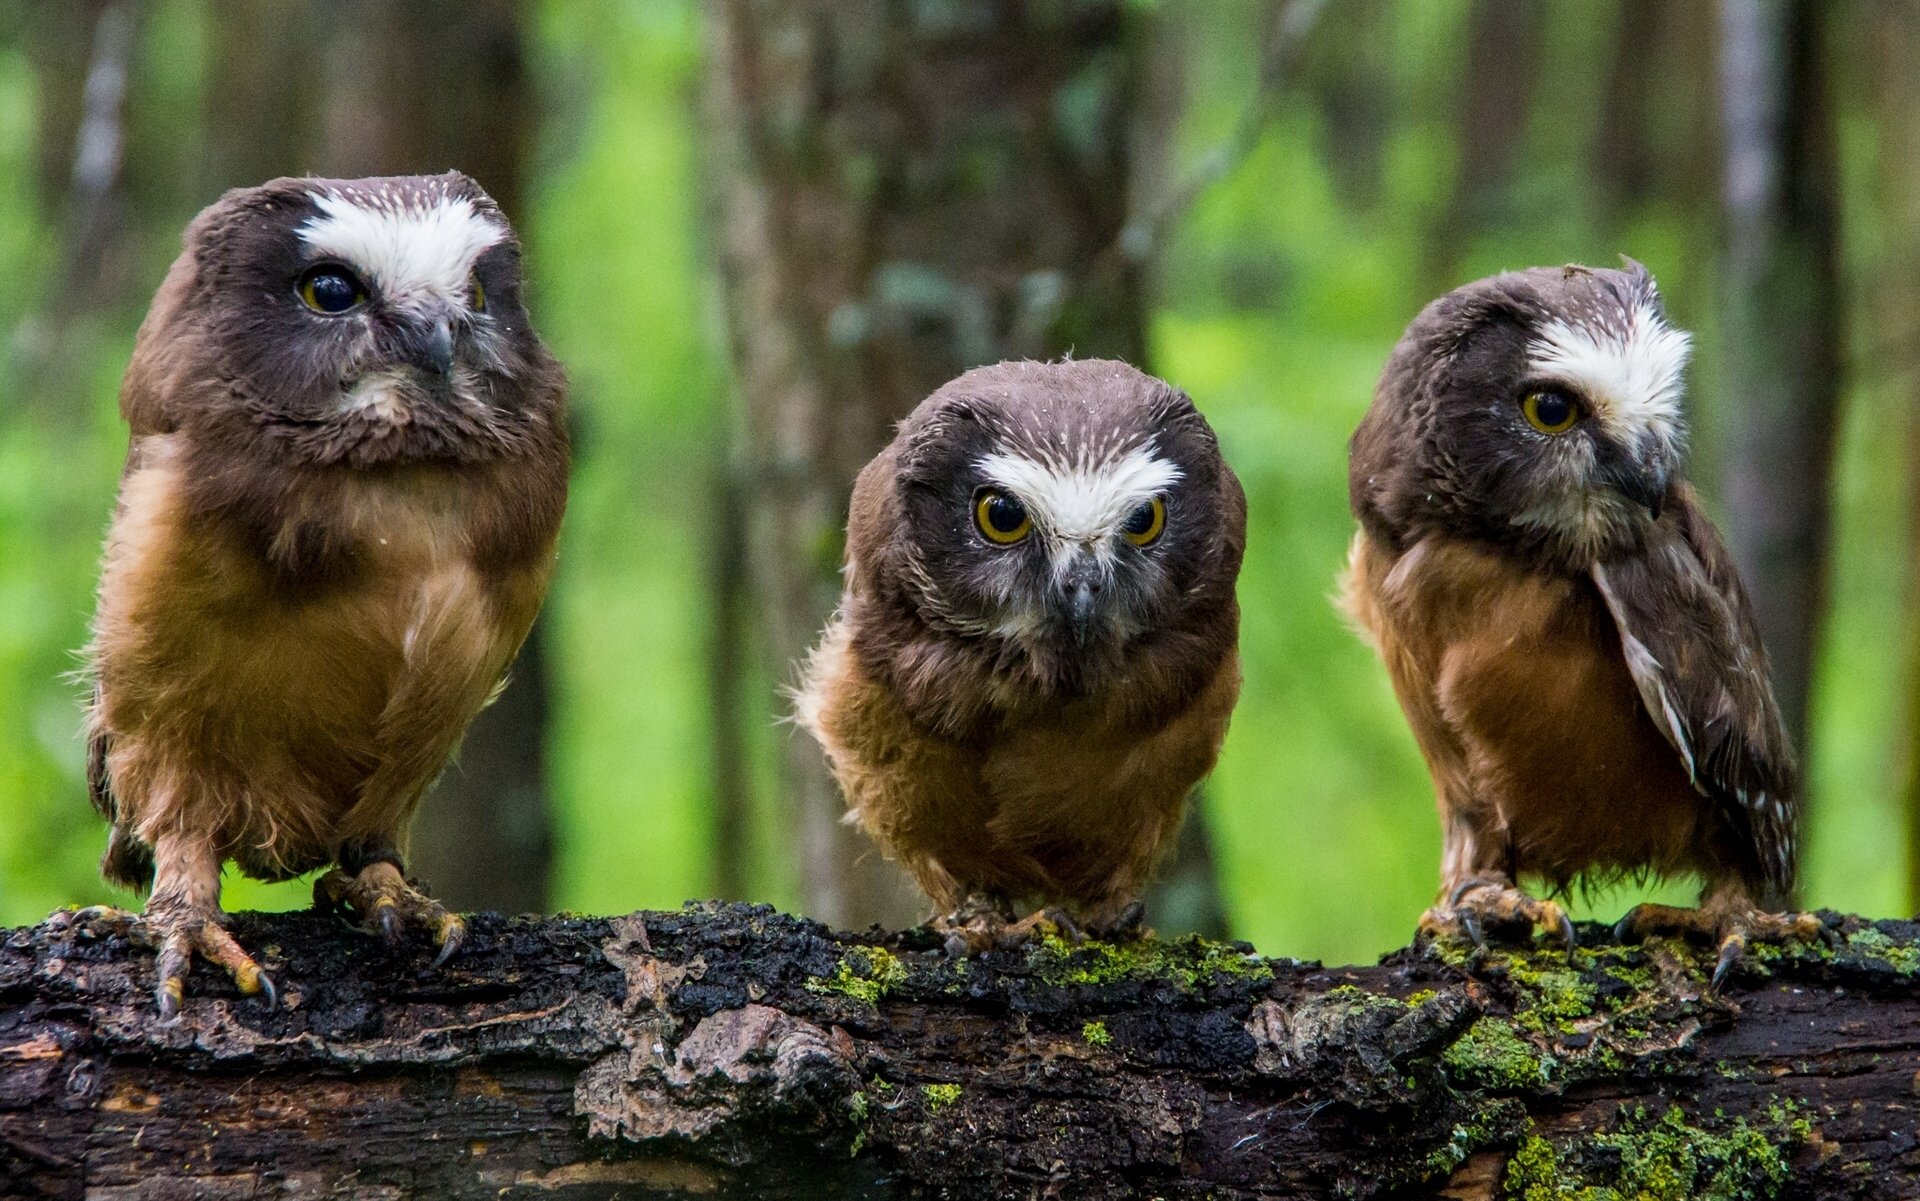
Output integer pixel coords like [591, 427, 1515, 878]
[1598, 438, 1668, 521]
[402, 307, 457, 378]
[1056, 555, 1105, 646]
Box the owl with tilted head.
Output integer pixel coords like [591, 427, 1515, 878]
[798, 359, 1245, 950]
[85, 173, 568, 1015]
[1343, 261, 1819, 988]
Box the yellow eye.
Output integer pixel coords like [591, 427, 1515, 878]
[974, 490, 1032, 544]
[297, 265, 366, 314]
[1522, 389, 1582, 435]
[472, 276, 487, 313]
[1121, 496, 1166, 545]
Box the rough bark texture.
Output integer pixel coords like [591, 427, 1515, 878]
[702, 0, 1156, 931]
[4, 903, 1919, 1199]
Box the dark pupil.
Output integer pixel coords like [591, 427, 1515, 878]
[308, 272, 359, 312]
[1123, 501, 1157, 536]
[1534, 393, 1571, 426]
[985, 494, 1026, 534]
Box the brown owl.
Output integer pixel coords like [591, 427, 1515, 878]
[85, 173, 568, 1014]
[1343, 262, 1817, 988]
[797, 359, 1245, 949]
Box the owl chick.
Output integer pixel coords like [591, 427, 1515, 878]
[86, 173, 568, 1014]
[798, 359, 1245, 947]
[1343, 262, 1817, 987]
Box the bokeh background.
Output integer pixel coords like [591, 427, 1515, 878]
[0, 0, 1913, 966]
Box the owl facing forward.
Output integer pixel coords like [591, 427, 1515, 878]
[86, 174, 568, 1014]
[798, 359, 1245, 946]
[1343, 262, 1817, 987]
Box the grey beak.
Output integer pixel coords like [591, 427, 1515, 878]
[423, 318, 456, 377]
[1069, 580, 1098, 631]
[1059, 560, 1104, 645]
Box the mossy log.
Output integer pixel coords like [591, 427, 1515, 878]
[2, 903, 1917, 1199]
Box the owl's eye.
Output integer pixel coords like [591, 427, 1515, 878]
[974, 490, 1032, 545]
[1121, 496, 1166, 546]
[297, 265, 367, 315]
[471, 275, 487, 313]
[1521, 389, 1582, 435]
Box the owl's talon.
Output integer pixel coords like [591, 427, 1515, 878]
[1450, 877, 1500, 908]
[1615, 899, 1817, 993]
[431, 913, 467, 969]
[1092, 900, 1147, 941]
[143, 908, 273, 1016]
[1710, 934, 1745, 995]
[321, 861, 465, 967]
[1459, 907, 1487, 949]
[1433, 879, 1568, 951]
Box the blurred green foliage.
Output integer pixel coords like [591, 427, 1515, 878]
[0, 1, 1906, 964]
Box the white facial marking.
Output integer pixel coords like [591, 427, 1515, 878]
[339, 370, 411, 421]
[299, 188, 503, 312]
[1525, 303, 1691, 447]
[978, 444, 1180, 562]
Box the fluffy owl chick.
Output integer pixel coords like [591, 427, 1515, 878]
[1343, 262, 1816, 986]
[798, 359, 1245, 947]
[86, 173, 568, 1014]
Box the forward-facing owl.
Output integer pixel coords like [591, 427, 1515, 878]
[1343, 262, 1816, 987]
[86, 173, 568, 1014]
[797, 359, 1245, 947]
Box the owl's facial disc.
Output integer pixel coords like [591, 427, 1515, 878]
[1508, 297, 1690, 549]
[975, 443, 1181, 645]
[297, 186, 505, 416]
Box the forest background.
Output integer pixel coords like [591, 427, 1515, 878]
[0, 0, 1913, 966]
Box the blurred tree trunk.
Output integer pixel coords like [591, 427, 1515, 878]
[703, 0, 1170, 931]
[1716, 0, 1841, 768]
[1872, 1, 1920, 915]
[19, 0, 142, 405]
[197, 0, 552, 914]
[1425, 0, 1542, 287]
[1299, 0, 1389, 213]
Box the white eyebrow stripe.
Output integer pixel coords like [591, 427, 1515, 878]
[978, 445, 1180, 544]
[1526, 305, 1691, 445]
[299, 190, 503, 306]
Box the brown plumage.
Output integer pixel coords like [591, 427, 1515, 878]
[85, 173, 568, 1013]
[1342, 263, 1815, 984]
[798, 360, 1245, 945]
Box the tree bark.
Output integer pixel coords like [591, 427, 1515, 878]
[3, 904, 1917, 1199]
[702, 0, 1154, 931]
[1717, 0, 1843, 758]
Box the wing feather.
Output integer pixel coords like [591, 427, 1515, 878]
[1589, 484, 1797, 902]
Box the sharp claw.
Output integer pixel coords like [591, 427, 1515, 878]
[1613, 911, 1638, 943]
[1460, 907, 1487, 949]
[1450, 877, 1495, 907]
[154, 955, 186, 1019]
[1710, 938, 1744, 995]
[1558, 911, 1578, 954]
[255, 971, 279, 1010]
[430, 915, 466, 970]
[375, 900, 405, 948]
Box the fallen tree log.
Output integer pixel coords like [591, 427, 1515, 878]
[1, 901, 1917, 1199]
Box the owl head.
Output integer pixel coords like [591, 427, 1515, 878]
[129, 172, 559, 467]
[1352, 262, 1692, 567]
[861, 359, 1244, 691]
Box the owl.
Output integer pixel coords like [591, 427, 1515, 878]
[797, 359, 1245, 949]
[85, 173, 568, 1015]
[1342, 262, 1817, 988]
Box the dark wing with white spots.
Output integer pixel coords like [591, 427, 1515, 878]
[1590, 485, 1797, 903]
